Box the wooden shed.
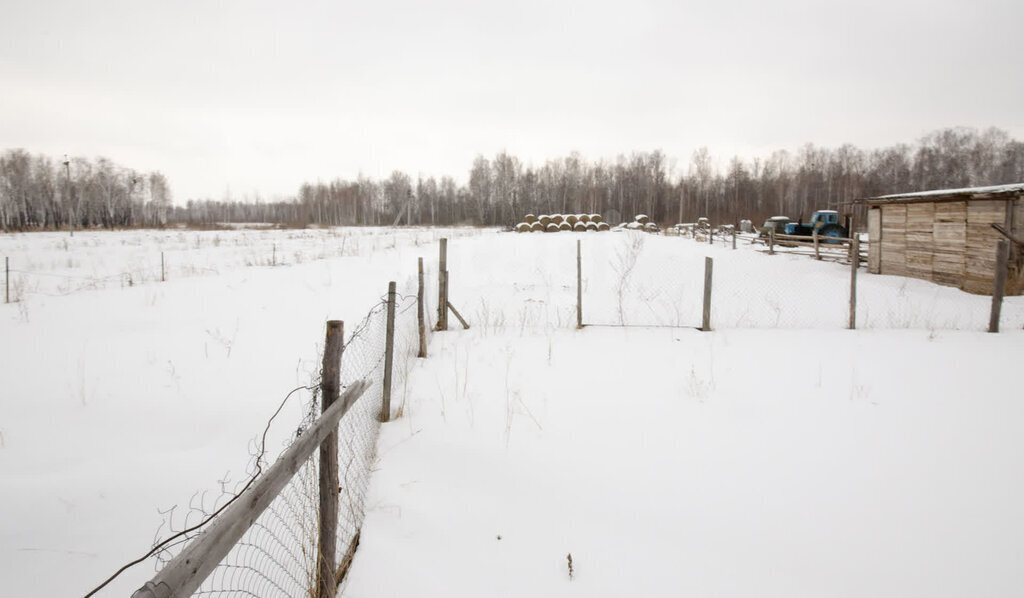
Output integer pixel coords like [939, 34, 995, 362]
[863, 183, 1024, 295]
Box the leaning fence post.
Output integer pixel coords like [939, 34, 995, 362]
[417, 257, 426, 357]
[701, 256, 713, 332]
[849, 238, 859, 330]
[576, 239, 583, 329]
[382, 281, 396, 421]
[438, 238, 448, 331]
[317, 320, 344, 598]
[989, 239, 1009, 333]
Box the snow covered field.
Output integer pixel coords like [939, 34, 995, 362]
[1, 227, 1022, 597]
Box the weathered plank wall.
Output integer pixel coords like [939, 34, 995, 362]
[932, 201, 967, 287]
[906, 203, 934, 281]
[879, 205, 907, 276]
[870, 195, 1022, 296]
[964, 200, 1004, 294]
[867, 208, 881, 274]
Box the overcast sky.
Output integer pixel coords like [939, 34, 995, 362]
[2, 0, 1022, 203]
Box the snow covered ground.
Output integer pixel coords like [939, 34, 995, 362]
[1, 227, 1022, 597]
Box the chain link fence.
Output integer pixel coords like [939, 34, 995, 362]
[580, 231, 1024, 331]
[94, 256, 439, 598]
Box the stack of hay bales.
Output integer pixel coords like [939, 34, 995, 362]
[620, 214, 660, 233]
[513, 212, 612, 233]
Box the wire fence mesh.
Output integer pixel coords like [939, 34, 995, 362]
[124, 258, 437, 598]
[580, 231, 1024, 331]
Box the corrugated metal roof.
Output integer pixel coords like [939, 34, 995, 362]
[864, 183, 1024, 204]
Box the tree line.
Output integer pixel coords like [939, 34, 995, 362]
[3, 127, 1022, 232]
[0, 149, 172, 230]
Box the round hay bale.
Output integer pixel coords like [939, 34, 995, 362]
[597, 222, 610, 231]
[552, 214, 565, 224]
[634, 214, 650, 225]
[565, 214, 579, 226]
[546, 223, 560, 233]
[585, 221, 598, 231]
[589, 214, 603, 223]
[531, 222, 544, 232]
[515, 222, 531, 233]
[573, 221, 587, 232]
[627, 221, 643, 230]
[644, 222, 659, 233]
[579, 213, 591, 223]
[539, 215, 552, 227]
[558, 221, 572, 231]
[524, 213, 538, 224]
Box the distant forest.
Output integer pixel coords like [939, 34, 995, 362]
[2, 127, 1023, 232]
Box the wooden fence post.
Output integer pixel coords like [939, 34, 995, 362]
[382, 281, 396, 421]
[989, 240, 1009, 333]
[317, 320, 344, 598]
[5, 257, 8, 303]
[161, 252, 166, 282]
[576, 240, 583, 329]
[272, 243, 277, 267]
[417, 257, 426, 357]
[813, 230, 821, 260]
[849, 238, 859, 330]
[438, 238, 448, 331]
[768, 228, 775, 255]
[732, 228, 736, 250]
[708, 228, 713, 245]
[701, 256, 713, 332]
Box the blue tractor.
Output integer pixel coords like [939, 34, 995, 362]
[784, 210, 848, 240]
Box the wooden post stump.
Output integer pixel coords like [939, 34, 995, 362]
[989, 240, 1010, 333]
[417, 257, 426, 357]
[382, 281, 396, 420]
[576, 240, 583, 329]
[317, 320, 344, 598]
[849, 238, 859, 330]
[701, 257, 713, 332]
